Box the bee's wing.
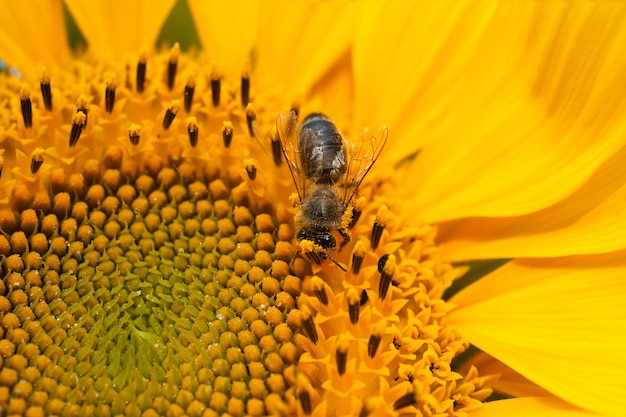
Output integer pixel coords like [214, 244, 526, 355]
[277, 111, 308, 200]
[340, 125, 388, 206]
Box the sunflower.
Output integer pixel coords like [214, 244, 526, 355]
[1, 1, 625, 417]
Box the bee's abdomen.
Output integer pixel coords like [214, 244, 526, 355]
[299, 113, 347, 184]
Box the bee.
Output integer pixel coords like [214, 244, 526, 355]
[277, 111, 388, 270]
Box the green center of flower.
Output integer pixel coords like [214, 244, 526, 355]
[0, 45, 496, 416]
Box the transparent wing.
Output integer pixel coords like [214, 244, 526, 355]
[276, 111, 308, 201]
[340, 125, 389, 206]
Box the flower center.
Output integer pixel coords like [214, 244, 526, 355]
[0, 46, 496, 416]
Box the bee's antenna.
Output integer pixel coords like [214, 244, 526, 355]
[327, 253, 347, 272]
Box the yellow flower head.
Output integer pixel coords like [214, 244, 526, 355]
[1, 1, 626, 417]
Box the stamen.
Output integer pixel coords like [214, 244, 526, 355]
[300, 305, 318, 344]
[393, 392, 417, 410]
[186, 117, 198, 147]
[105, 74, 116, 113]
[222, 121, 234, 148]
[167, 43, 180, 90]
[311, 276, 328, 306]
[349, 197, 366, 229]
[19, 86, 32, 129]
[128, 124, 141, 146]
[297, 375, 313, 415]
[162, 100, 181, 130]
[244, 159, 257, 180]
[351, 241, 367, 274]
[378, 254, 396, 300]
[136, 53, 147, 93]
[335, 337, 349, 376]
[76, 95, 89, 127]
[241, 67, 250, 107]
[31, 147, 45, 174]
[184, 73, 195, 113]
[367, 326, 383, 358]
[291, 102, 300, 119]
[360, 289, 369, 306]
[371, 205, 389, 249]
[346, 288, 361, 325]
[210, 66, 220, 107]
[69, 112, 87, 147]
[40, 68, 52, 111]
[270, 127, 282, 166]
[246, 103, 257, 137]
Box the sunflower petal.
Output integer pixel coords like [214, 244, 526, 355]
[0, 0, 71, 80]
[353, 1, 497, 162]
[64, 0, 176, 60]
[254, 0, 356, 100]
[440, 144, 626, 261]
[448, 254, 626, 417]
[473, 397, 608, 417]
[356, 2, 626, 222]
[187, 0, 259, 76]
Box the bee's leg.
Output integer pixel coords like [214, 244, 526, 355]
[338, 228, 351, 250]
[327, 253, 347, 271]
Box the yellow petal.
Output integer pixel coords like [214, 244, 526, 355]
[448, 254, 626, 417]
[0, 0, 71, 80]
[64, 0, 176, 60]
[355, 2, 626, 222]
[254, 0, 356, 100]
[187, 0, 259, 76]
[473, 397, 608, 417]
[441, 144, 626, 261]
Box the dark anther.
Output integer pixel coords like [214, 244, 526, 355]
[19, 89, 32, 129]
[360, 289, 369, 306]
[314, 286, 329, 306]
[76, 98, 88, 127]
[105, 81, 116, 113]
[31, 152, 44, 174]
[211, 74, 220, 107]
[136, 58, 146, 93]
[241, 71, 250, 107]
[0, 164, 3, 179]
[162, 102, 180, 130]
[393, 337, 401, 350]
[167, 61, 177, 90]
[378, 266, 393, 300]
[69, 112, 87, 147]
[348, 299, 360, 325]
[246, 105, 256, 137]
[187, 120, 199, 147]
[393, 393, 417, 410]
[40, 71, 52, 111]
[185, 77, 196, 113]
[371, 220, 385, 249]
[351, 251, 364, 275]
[271, 134, 283, 166]
[367, 333, 382, 358]
[291, 103, 300, 119]
[378, 254, 390, 273]
[349, 205, 362, 229]
[167, 44, 180, 91]
[303, 315, 318, 344]
[245, 164, 257, 180]
[222, 122, 233, 148]
[128, 127, 140, 146]
[336, 347, 348, 376]
[299, 391, 312, 415]
[184, 83, 195, 113]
